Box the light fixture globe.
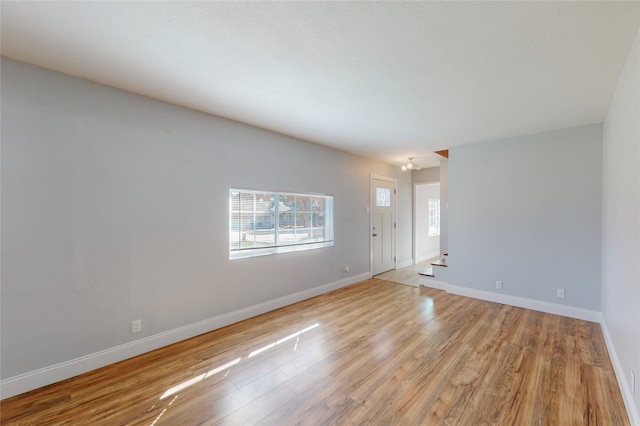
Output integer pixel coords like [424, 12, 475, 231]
[401, 157, 418, 171]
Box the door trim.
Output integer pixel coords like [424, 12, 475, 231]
[370, 174, 398, 275]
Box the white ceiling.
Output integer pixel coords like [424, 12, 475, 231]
[1, 2, 639, 169]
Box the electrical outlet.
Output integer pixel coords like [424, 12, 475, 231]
[343, 265, 350, 273]
[131, 319, 142, 334]
[557, 288, 565, 299]
[632, 370, 636, 395]
[496, 281, 503, 290]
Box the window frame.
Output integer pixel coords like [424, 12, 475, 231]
[229, 188, 334, 259]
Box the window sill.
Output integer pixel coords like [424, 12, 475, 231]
[229, 241, 334, 260]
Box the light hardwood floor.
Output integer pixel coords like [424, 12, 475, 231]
[374, 258, 438, 287]
[1, 279, 629, 425]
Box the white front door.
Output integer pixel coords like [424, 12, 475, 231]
[371, 177, 396, 275]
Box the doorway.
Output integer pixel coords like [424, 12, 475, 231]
[414, 182, 440, 263]
[371, 176, 396, 275]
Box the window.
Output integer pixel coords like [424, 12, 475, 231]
[229, 189, 334, 259]
[428, 199, 440, 236]
[376, 188, 391, 207]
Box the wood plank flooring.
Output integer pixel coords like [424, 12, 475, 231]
[1, 279, 629, 425]
[374, 257, 439, 287]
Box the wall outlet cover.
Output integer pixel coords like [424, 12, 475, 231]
[131, 319, 142, 334]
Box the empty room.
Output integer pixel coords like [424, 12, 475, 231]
[1, 2, 639, 425]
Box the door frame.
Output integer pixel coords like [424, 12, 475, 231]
[370, 174, 398, 275]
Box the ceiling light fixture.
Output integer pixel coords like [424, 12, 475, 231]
[401, 157, 418, 171]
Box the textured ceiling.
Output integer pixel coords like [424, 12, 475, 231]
[1, 1, 639, 169]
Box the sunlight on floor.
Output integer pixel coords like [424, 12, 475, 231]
[150, 395, 177, 426]
[249, 323, 319, 358]
[160, 358, 241, 400]
[158, 322, 321, 403]
[423, 297, 435, 319]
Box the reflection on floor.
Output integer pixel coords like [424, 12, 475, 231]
[374, 257, 440, 287]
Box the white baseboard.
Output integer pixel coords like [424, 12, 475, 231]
[418, 277, 448, 290]
[599, 317, 640, 426]
[446, 285, 601, 323]
[416, 251, 441, 264]
[0, 272, 369, 400]
[396, 259, 413, 269]
[445, 285, 636, 423]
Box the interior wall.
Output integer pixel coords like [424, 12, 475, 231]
[439, 160, 449, 255]
[0, 58, 412, 381]
[601, 28, 640, 421]
[395, 173, 413, 268]
[448, 124, 603, 310]
[411, 166, 439, 183]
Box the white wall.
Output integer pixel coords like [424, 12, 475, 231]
[415, 183, 440, 262]
[448, 124, 603, 311]
[601, 28, 640, 423]
[0, 58, 412, 390]
[396, 172, 414, 268]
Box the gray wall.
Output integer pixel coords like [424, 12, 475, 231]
[439, 160, 449, 255]
[0, 58, 412, 379]
[602, 28, 640, 419]
[448, 124, 603, 310]
[412, 166, 439, 183]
